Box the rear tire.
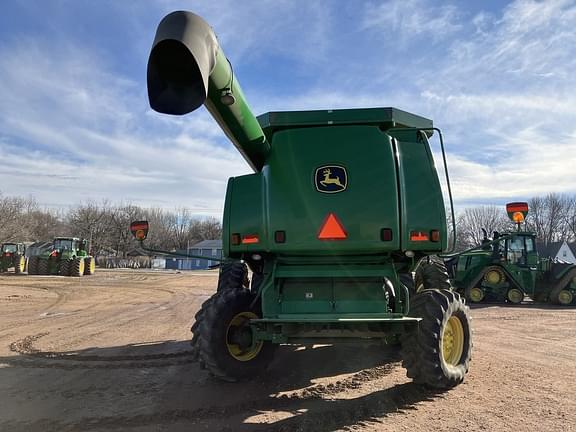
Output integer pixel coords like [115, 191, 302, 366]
[196, 289, 276, 381]
[28, 256, 39, 275]
[38, 259, 49, 275]
[401, 289, 472, 389]
[59, 259, 71, 276]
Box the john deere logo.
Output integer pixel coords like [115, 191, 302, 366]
[315, 165, 347, 194]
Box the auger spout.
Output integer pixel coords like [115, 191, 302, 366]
[147, 11, 269, 171]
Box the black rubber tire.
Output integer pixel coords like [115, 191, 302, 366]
[196, 288, 276, 381]
[83, 257, 96, 275]
[37, 259, 49, 275]
[401, 289, 472, 389]
[217, 261, 249, 292]
[415, 256, 452, 293]
[28, 256, 39, 275]
[399, 273, 416, 298]
[59, 259, 71, 276]
[70, 258, 84, 277]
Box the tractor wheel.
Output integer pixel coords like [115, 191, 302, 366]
[399, 273, 416, 298]
[506, 288, 524, 304]
[14, 255, 26, 274]
[483, 267, 505, 285]
[556, 290, 574, 306]
[415, 256, 452, 293]
[59, 259, 71, 276]
[84, 257, 96, 275]
[190, 296, 215, 365]
[196, 288, 276, 381]
[28, 256, 39, 275]
[70, 258, 85, 277]
[401, 289, 472, 389]
[217, 261, 249, 292]
[37, 259, 49, 275]
[465, 286, 485, 303]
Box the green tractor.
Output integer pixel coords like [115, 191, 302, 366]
[448, 202, 576, 305]
[0, 242, 27, 274]
[27, 237, 96, 277]
[142, 11, 473, 389]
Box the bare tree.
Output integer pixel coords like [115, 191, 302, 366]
[456, 205, 510, 249]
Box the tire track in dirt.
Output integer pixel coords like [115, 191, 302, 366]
[0, 364, 404, 431]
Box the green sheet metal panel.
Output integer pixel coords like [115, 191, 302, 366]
[263, 125, 400, 254]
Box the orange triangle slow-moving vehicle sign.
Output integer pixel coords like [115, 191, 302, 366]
[318, 213, 347, 240]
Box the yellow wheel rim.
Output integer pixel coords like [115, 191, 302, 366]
[469, 287, 484, 303]
[89, 258, 95, 274]
[485, 269, 503, 285]
[507, 288, 523, 304]
[442, 315, 464, 366]
[558, 290, 573, 305]
[18, 257, 26, 272]
[226, 311, 262, 361]
[78, 259, 85, 275]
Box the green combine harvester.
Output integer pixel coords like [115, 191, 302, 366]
[448, 202, 576, 305]
[0, 242, 27, 274]
[139, 10, 473, 389]
[28, 237, 95, 277]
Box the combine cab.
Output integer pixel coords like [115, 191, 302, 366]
[0, 243, 27, 274]
[450, 203, 576, 305]
[28, 237, 96, 277]
[140, 11, 473, 389]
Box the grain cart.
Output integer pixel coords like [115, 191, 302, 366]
[27, 237, 95, 277]
[144, 11, 472, 388]
[449, 202, 576, 305]
[0, 242, 27, 274]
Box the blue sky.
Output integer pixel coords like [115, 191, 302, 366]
[1, 0, 575, 216]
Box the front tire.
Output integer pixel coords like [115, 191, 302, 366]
[415, 256, 452, 293]
[70, 258, 85, 277]
[83, 257, 96, 275]
[401, 289, 472, 389]
[217, 261, 249, 292]
[14, 255, 26, 274]
[195, 289, 276, 381]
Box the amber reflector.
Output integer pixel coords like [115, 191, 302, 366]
[318, 213, 347, 240]
[242, 235, 260, 244]
[410, 231, 429, 241]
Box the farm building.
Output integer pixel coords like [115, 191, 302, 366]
[537, 241, 576, 264]
[165, 240, 222, 270]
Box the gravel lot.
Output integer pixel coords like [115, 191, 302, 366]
[1, 269, 575, 431]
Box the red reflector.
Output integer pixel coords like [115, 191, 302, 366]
[410, 231, 429, 241]
[274, 231, 286, 243]
[318, 213, 347, 240]
[430, 230, 440, 242]
[231, 233, 241, 246]
[381, 228, 393, 242]
[242, 235, 259, 244]
[506, 202, 528, 213]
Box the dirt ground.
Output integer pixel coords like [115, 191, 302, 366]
[0, 269, 575, 432]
